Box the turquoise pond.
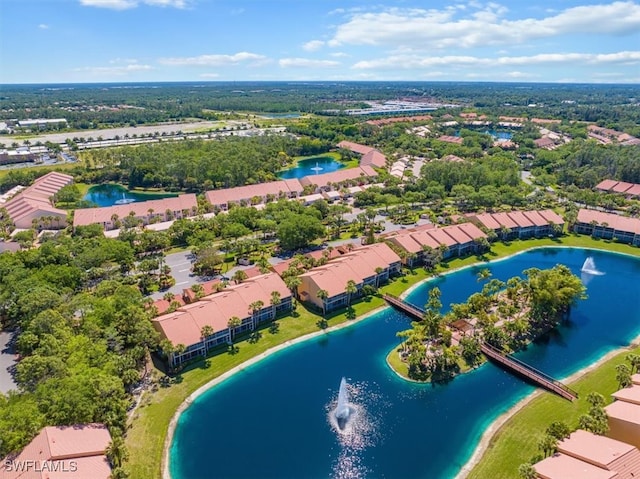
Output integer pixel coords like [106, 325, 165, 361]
[82, 184, 177, 207]
[170, 248, 640, 479]
[278, 156, 345, 180]
[456, 129, 513, 140]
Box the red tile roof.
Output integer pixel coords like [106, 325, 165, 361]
[612, 182, 635, 193]
[577, 209, 640, 235]
[73, 194, 197, 227]
[337, 141, 375, 155]
[205, 179, 303, 207]
[605, 400, 640, 426]
[299, 166, 377, 188]
[152, 273, 290, 346]
[612, 385, 640, 405]
[437, 135, 464, 144]
[535, 453, 618, 479]
[299, 243, 400, 297]
[1, 424, 111, 479]
[361, 150, 387, 168]
[491, 212, 519, 229]
[559, 430, 638, 470]
[596, 179, 621, 191]
[507, 210, 535, 228]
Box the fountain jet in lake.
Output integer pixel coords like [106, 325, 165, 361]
[310, 161, 323, 174]
[334, 378, 352, 430]
[114, 192, 135, 205]
[581, 257, 604, 276]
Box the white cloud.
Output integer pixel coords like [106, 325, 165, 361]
[199, 73, 220, 78]
[80, 0, 136, 9]
[79, 0, 187, 9]
[279, 58, 341, 68]
[38, 24, 49, 29]
[75, 63, 153, 75]
[330, 52, 349, 58]
[352, 51, 640, 70]
[329, 1, 640, 49]
[159, 52, 269, 67]
[506, 71, 538, 79]
[303, 40, 325, 52]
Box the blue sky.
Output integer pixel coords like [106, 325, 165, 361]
[1, 0, 639, 84]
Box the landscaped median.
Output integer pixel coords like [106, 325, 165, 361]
[123, 234, 640, 479]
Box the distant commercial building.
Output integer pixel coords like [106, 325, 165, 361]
[17, 118, 68, 129]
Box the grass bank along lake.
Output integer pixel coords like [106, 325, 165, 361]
[83, 183, 177, 207]
[170, 248, 640, 479]
[278, 155, 345, 180]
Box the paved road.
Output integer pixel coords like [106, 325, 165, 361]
[0, 120, 242, 145]
[0, 330, 17, 393]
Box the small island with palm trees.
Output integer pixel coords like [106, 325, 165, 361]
[388, 264, 586, 382]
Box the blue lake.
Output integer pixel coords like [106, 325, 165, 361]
[170, 248, 640, 479]
[456, 129, 513, 140]
[83, 184, 177, 207]
[279, 156, 345, 180]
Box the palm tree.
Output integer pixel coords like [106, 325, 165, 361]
[248, 300, 264, 329]
[227, 316, 241, 341]
[106, 434, 129, 469]
[375, 267, 384, 287]
[477, 268, 492, 282]
[345, 280, 358, 307]
[317, 289, 329, 316]
[232, 269, 248, 284]
[284, 275, 301, 298]
[270, 291, 281, 319]
[201, 325, 215, 355]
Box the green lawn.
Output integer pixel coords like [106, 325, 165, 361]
[467, 344, 640, 479]
[124, 234, 640, 479]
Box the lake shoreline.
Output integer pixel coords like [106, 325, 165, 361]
[161, 244, 640, 479]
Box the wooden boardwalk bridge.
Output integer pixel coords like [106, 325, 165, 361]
[382, 294, 577, 401]
[480, 343, 578, 401]
[382, 293, 425, 321]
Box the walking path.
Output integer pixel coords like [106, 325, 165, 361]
[0, 329, 17, 393]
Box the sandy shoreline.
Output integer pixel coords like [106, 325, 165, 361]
[161, 305, 387, 479]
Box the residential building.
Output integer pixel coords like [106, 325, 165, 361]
[2, 171, 73, 229]
[298, 243, 401, 313]
[205, 179, 303, 211]
[606, 384, 640, 450]
[152, 273, 292, 367]
[469, 210, 564, 240]
[437, 135, 464, 144]
[383, 222, 487, 267]
[299, 165, 377, 192]
[574, 209, 640, 246]
[596, 179, 640, 199]
[337, 140, 387, 168]
[0, 423, 112, 479]
[533, 430, 640, 479]
[73, 194, 198, 230]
